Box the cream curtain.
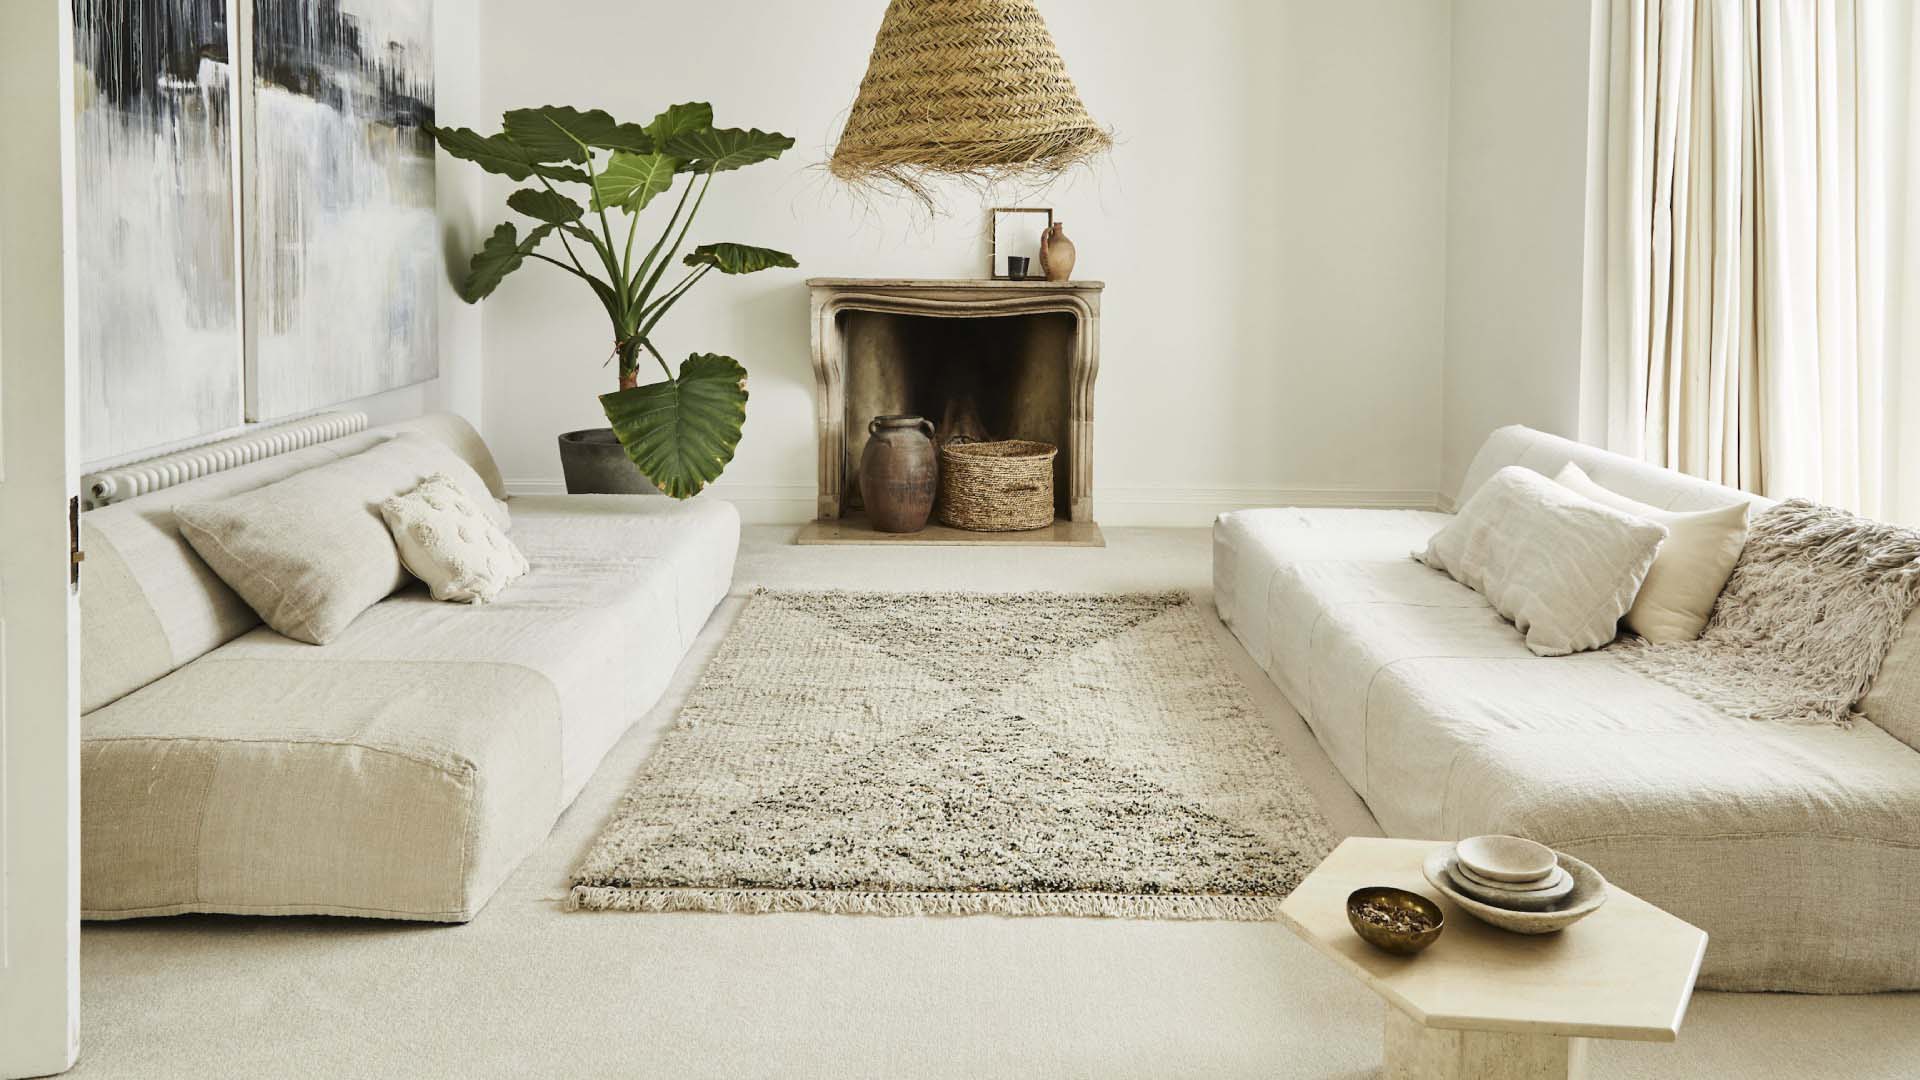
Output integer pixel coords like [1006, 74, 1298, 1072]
[1598, 0, 1920, 522]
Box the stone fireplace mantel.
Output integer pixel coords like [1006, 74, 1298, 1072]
[806, 277, 1104, 529]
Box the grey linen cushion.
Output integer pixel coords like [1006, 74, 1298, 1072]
[175, 434, 496, 644]
[1418, 465, 1668, 656]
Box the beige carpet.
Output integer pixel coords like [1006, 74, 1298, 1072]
[73, 527, 1920, 1079]
[571, 590, 1334, 918]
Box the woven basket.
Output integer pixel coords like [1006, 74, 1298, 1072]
[829, 0, 1113, 202]
[938, 439, 1057, 531]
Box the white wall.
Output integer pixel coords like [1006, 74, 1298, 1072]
[472, 0, 1453, 523]
[1439, 0, 1596, 503]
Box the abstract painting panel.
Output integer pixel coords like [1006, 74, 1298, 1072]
[72, 0, 244, 462]
[245, 0, 437, 421]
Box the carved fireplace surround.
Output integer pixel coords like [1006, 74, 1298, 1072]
[805, 277, 1104, 541]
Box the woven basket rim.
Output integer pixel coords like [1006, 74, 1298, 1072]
[941, 439, 1058, 460]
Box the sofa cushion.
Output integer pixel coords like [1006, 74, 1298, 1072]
[1553, 462, 1749, 643]
[1864, 606, 1920, 751]
[213, 493, 742, 800]
[82, 657, 563, 920]
[1385, 650, 1920, 993]
[1458, 424, 1774, 514]
[82, 492, 741, 921]
[1419, 466, 1667, 656]
[176, 434, 498, 645]
[80, 413, 506, 710]
[1212, 506, 1456, 699]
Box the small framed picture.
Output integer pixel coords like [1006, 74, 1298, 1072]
[988, 207, 1053, 280]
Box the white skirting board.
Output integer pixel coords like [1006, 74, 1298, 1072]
[1093, 486, 1441, 526]
[503, 480, 1441, 527]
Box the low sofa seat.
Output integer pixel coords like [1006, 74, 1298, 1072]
[1214, 427, 1920, 993]
[79, 415, 739, 922]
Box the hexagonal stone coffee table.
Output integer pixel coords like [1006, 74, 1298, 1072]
[1278, 837, 1707, 1080]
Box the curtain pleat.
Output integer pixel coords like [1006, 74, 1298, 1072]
[1599, 0, 1915, 520]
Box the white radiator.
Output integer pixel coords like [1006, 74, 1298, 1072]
[82, 411, 368, 509]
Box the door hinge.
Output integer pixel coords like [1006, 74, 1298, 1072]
[69, 494, 83, 592]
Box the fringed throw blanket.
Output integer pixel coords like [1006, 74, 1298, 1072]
[570, 590, 1335, 919]
[1612, 499, 1920, 725]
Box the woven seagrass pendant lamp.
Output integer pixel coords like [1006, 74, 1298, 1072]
[830, 0, 1112, 202]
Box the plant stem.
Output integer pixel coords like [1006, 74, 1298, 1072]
[581, 147, 621, 282]
[528, 251, 600, 285]
[636, 264, 709, 332]
[621, 201, 640, 285]
[616, 338, 647, 390]
[634, 170, 712, 313]
[642, 338, 674, 379]
[533, 173, 597, 283]
[629, 175, 698, 310]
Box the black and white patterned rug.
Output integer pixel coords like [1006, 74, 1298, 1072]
[569, 590, 1334, 919]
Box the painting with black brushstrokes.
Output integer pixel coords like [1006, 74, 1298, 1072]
[72, 0, 244, 462]
[244, 0, 437, 421]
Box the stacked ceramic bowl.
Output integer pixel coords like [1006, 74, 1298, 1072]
[1421, 834, 1608, 935]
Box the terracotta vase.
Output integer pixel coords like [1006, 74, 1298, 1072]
[1039, 222, 1077, 282]
[859, 415, 938, 532]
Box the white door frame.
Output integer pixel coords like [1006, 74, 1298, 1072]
[0, 0, 83, 1075]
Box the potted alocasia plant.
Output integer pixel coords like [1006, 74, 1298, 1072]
[429, 103, 797, 497]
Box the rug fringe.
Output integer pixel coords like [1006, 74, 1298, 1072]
[750, 586, 1193, 607]
[566, 886, 1286, 921]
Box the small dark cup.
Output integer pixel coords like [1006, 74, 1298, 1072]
[1346, 886, 1445, 955]
[1005, 256, 1030, 280]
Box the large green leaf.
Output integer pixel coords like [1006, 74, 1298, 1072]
[644, 102, 714, 147]
[502, 106, 653, 161]
[599, 353, 749, 498]
[430, 125, 589, 183]
[461, 222, 556, 302]
[663, 127, 794, 172]
[592, 151, 681, 213]
[682, 242, 799, 275]
[506, 187, 583, 224]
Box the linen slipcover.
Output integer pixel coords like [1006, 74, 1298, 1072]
[80, 416, 740, 921]
[1214, 427, 1920, 992]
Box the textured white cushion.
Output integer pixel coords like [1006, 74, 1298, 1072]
[382, 475, 528, 603]
[1553, 463, 1749, 643]
[369, 432, 512, 533]
[1418, 465, 1668, 656]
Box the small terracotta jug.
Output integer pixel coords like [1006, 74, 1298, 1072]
[859, 415, 938, 533]
[1039, 221, 1077, 282]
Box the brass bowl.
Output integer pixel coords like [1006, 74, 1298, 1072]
[1346, 886, 1445, 955]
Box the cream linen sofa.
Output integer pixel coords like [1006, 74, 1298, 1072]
[79, 413, 738, 922]
[1215, 426, 1920, 993]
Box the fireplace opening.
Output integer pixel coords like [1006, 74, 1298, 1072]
[805, 277, 1103, 540]
[843, 310, 1075, 519]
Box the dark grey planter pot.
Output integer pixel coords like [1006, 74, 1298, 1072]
[557, 428, 661, 495]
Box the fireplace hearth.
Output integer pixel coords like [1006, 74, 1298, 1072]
[801, 277, 1104, 545]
